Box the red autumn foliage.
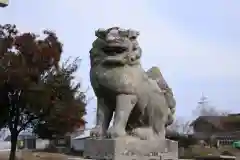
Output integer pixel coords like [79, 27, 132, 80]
[0, 24, 86, 160]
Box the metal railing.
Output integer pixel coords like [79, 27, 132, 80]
[218, 139, 234, 146]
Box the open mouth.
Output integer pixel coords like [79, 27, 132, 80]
[103, 45, 128, 54]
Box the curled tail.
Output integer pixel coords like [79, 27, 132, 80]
[146, 66, 176, 126]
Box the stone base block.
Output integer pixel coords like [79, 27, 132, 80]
[84, 137, 178, 160]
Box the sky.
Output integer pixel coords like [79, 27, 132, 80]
[1, 0, 240, 128]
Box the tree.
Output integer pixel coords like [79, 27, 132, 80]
[0, 24, 86, 160]
[167, 117, 196, 148]
[33, 59, 86, 139]
[167, 117, 192, 134]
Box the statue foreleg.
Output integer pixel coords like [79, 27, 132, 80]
[107, 94, 137, 138]
[91, 97, 113, 138]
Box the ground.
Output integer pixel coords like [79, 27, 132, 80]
[0, 150, 88, 160]
[181, 145, 240, 159]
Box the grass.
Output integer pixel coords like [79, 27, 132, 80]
[181, 145, 240, 159]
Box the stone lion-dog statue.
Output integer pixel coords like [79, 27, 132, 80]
[89, 27, 176, 140]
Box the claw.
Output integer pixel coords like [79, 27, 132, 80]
[107, 127, 127, 138]
[90, 126, 105, 138]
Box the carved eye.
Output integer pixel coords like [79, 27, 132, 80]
[128, 30, 139, 40]
[129, 36, 137, 41]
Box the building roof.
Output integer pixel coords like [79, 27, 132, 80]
[190, 116, 224, 128]
[190, 115, 240, 130]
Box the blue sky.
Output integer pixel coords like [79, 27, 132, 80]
[1, 0, 240, 128]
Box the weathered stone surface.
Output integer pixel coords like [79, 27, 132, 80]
[89, 27, 176, 140]
[86, 27, 178, 159]
[84, 137, 178, 160]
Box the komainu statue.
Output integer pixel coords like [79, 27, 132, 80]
[89, 27, 176, 140]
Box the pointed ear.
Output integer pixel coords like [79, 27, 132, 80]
[95, 28, 106, 38]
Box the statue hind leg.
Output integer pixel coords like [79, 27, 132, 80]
[150, 96, 169, 139]
[107, 94, 137, 138]
[133, 95, 168, 140]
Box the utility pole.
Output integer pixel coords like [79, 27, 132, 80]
[192, 93, 210, 117]
[198, 93, 209, 107]
[0, 0, 8, 7]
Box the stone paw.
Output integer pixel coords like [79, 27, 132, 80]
[132, 127, 155, 140]
[90, 126, 105, 138]
[107, 127, 126, 138]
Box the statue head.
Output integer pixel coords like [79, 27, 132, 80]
[94, 27, 140, 55]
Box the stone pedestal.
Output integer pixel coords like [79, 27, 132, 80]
[84, 137, 178, 160]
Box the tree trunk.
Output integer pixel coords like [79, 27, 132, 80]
[9, 132, 18, 160]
